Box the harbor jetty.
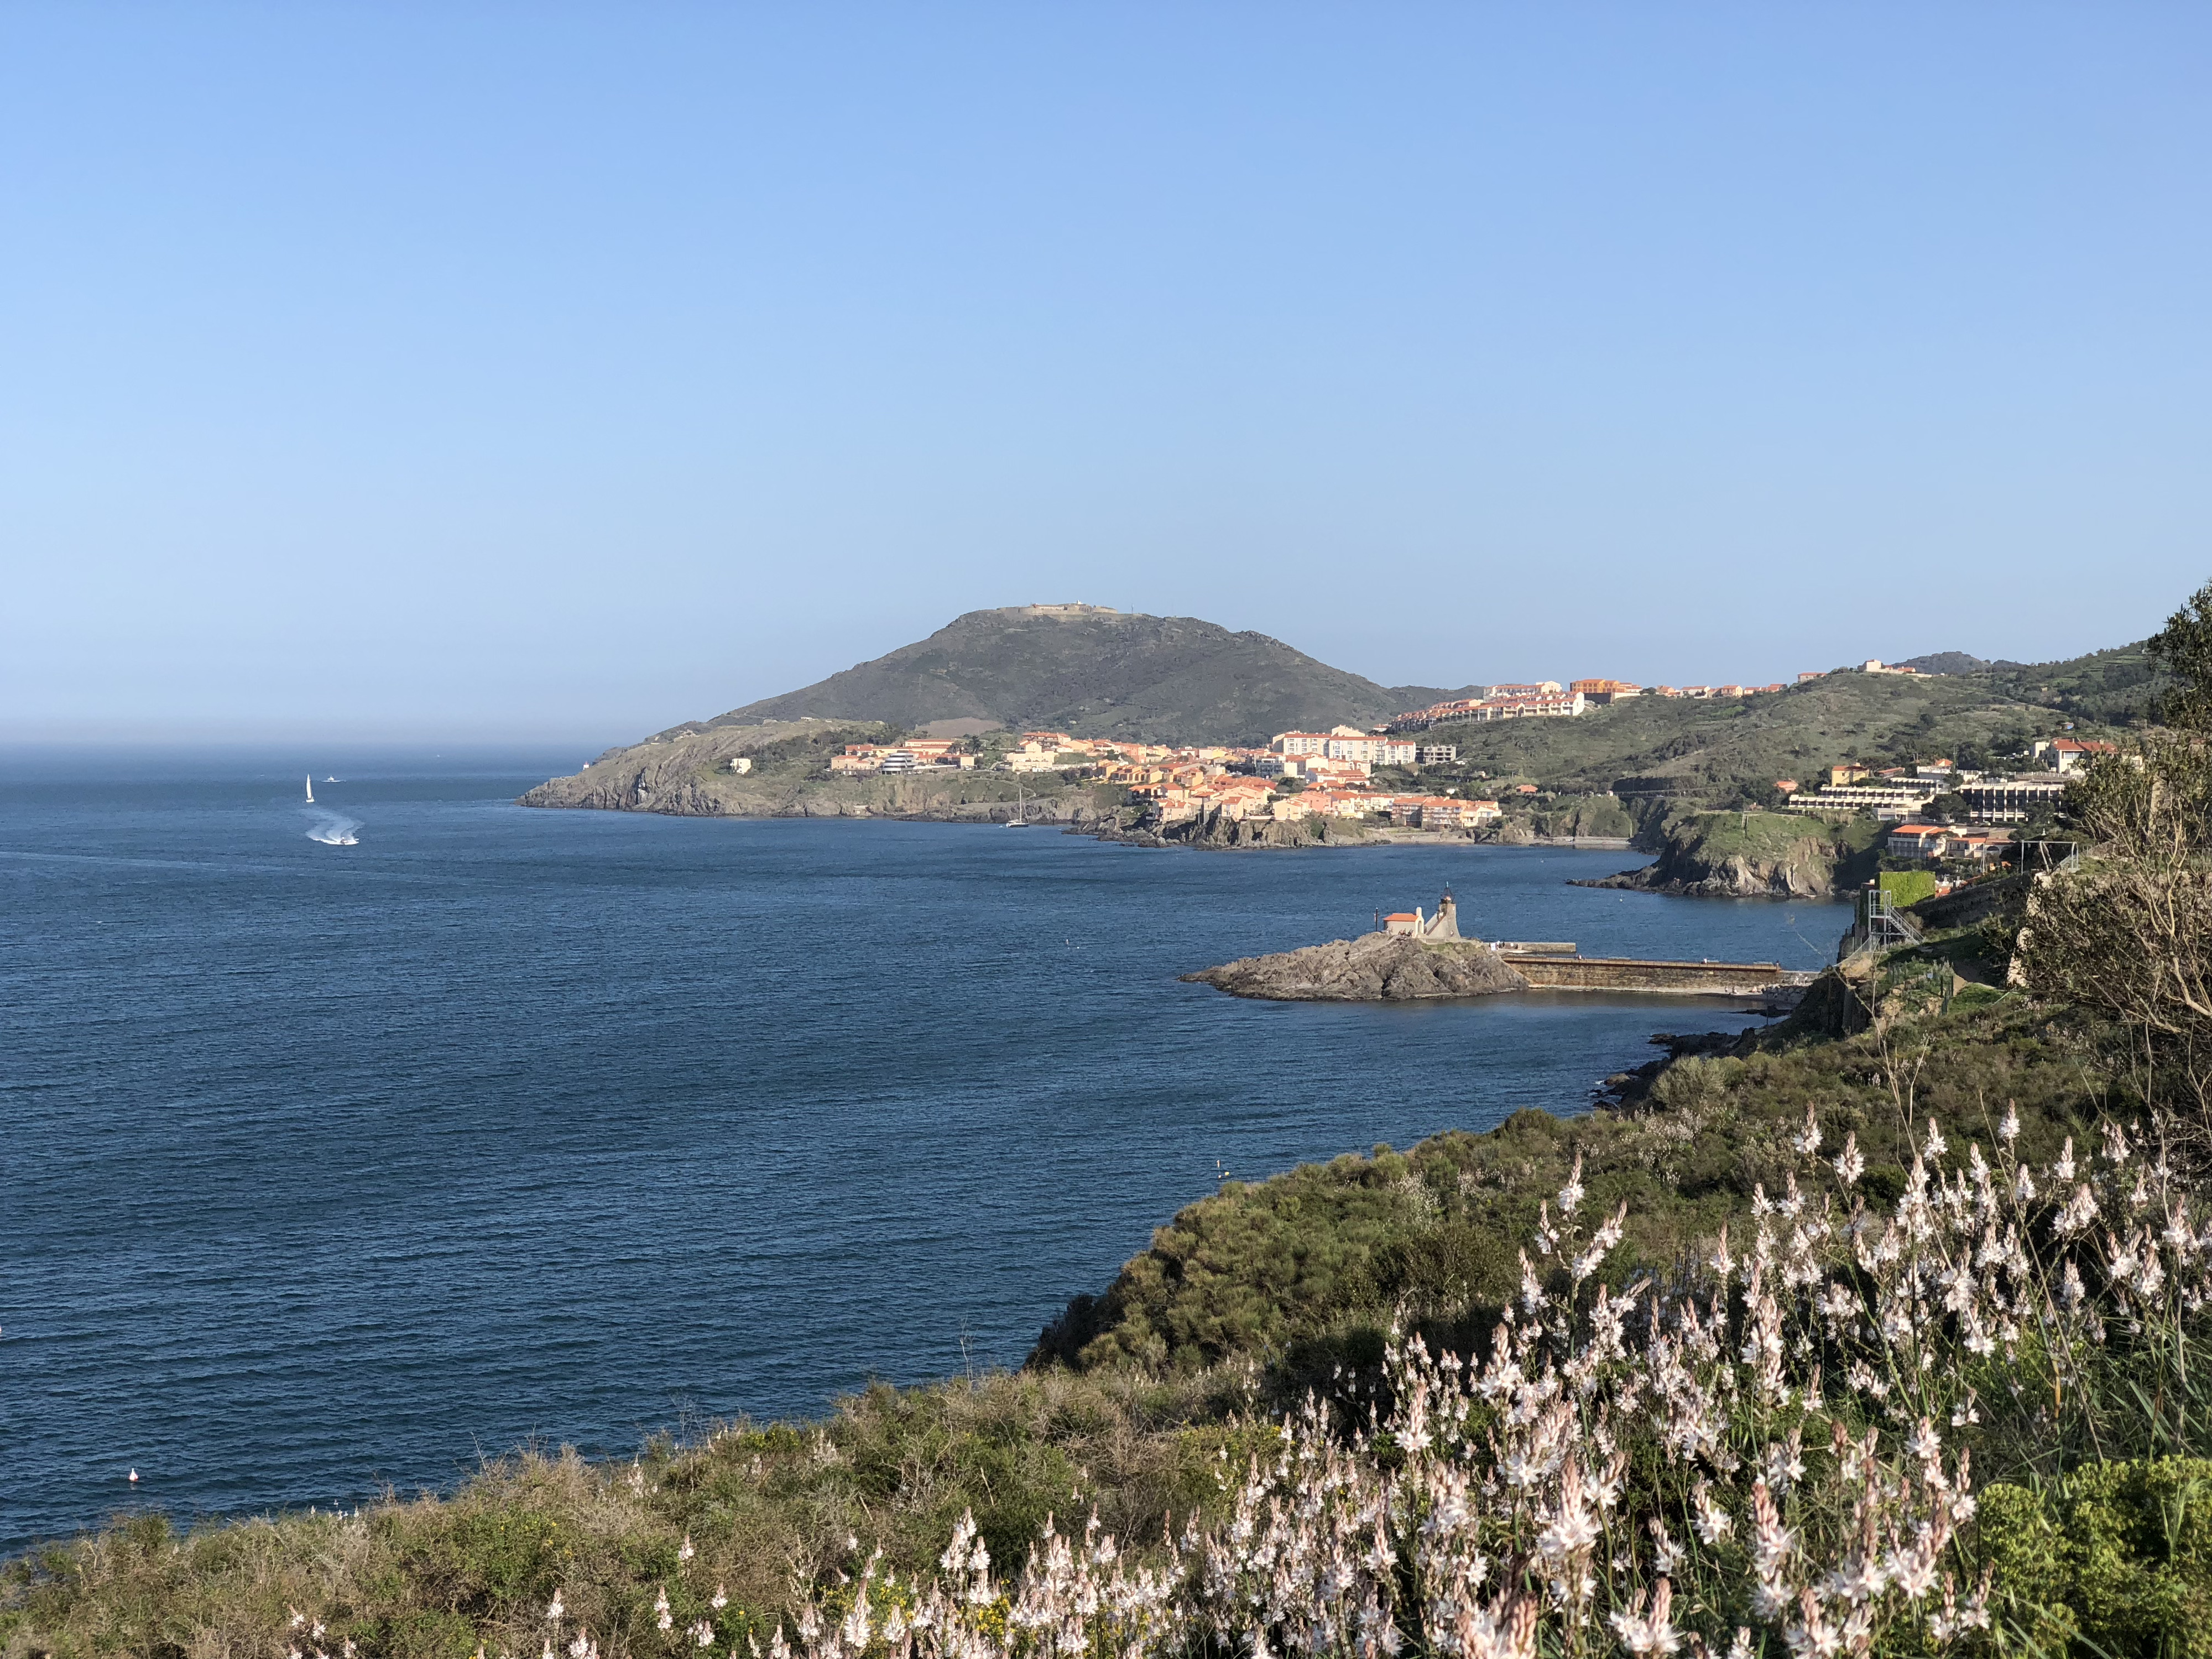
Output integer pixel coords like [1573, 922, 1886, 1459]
[1183, 890, 1819, 1005]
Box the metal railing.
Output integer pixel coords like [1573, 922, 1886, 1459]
[1837, 884, 1922, 962]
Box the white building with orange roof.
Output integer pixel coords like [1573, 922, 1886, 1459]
[829, 743, 886, 774]
[1411, 797, 1503, 830]
[1458, 692, 1587, 721]
[1383, 891, 1463, 939]
[1569, 679, 1641, 705]
[1270, 730, 1418, 765]
[1157, 775, 1275, 822]
[1886, 823, 1950, 859]
[1005, 734, 1103, 773]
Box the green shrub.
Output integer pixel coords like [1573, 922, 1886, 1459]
[348, 1606, 481, 1659]
[1879, 868, 1942, 909]
[402, 1507, 564, 1616]
[1983, 1460, 2212, 1658]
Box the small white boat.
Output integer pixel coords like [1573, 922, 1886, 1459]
[305, 775, 315, 804]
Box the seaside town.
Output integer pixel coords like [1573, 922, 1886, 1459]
[830, 724, 1500, 828]
[818, 658, 2104, 860]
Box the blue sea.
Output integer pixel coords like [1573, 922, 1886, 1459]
[0, 750, 1847, 1552]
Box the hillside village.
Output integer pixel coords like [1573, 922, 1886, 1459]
[816, 657, 2119, 872]
[827, 723, 1511, 832]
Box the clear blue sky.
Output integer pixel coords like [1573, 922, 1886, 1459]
[3, 3, 2206, 742]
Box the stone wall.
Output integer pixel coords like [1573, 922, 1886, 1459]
[1500, 954, 1813, 996]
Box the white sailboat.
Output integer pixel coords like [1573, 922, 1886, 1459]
[305, 775, 315, 804]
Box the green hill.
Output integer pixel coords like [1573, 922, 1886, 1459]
[661, 604, 1464, 748]
[1415, 643, 2157, 807]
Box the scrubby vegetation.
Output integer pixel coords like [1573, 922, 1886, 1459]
[2, 1371, 1255, 1659]
[1531, 794, 1638, 841]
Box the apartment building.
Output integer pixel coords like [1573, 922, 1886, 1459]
[1886, 823, 1948, 858]
[1486, 681, 1566, 698]
[1270, 729, 1418, 765]
[1888, 823, 2014, 863]
[831, 741, 975, 775]
[1458, 692, 1586, 721]
[1959, 776, 2067, 823]
[1568, 679, 1641, 704]
[1410, 797, 1503, 830]
[2036, 738, 2117, 773]
[1787, 779, 1939, 821]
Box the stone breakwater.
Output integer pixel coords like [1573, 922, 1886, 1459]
[1181, 934, 1530, 1001]
[1185, 935, 1820, 1005]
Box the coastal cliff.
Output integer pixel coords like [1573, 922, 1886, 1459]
[1182, 933, 1530, 1000]
[1092, 805, 1381, 850]
[519, 720, 1102, 823]
[1574, 810, 1879, 899]
[521, 727, 1381, 847]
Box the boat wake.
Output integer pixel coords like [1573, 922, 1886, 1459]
[305, 809, 361, 846]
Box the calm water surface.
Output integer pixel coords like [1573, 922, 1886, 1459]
[0, 752, 1846, 1550]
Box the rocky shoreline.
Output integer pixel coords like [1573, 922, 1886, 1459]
[1571, 867, 1827, 899]
[1181, 933, 1530, 1001]
[1569, 810, 1870, 900]
[1084, 805, 1383, 851]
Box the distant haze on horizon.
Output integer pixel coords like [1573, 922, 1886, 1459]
[2, 4, 2206, 744]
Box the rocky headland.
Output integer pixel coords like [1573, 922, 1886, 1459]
[1181, 933, 1530, 1001]
[519, 719, 1107, 825]
[1573, 810, 1877, 900]
[519, 727, 1384, 847]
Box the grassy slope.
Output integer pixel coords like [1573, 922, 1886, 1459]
[1980, 641, 2162, 724]
[1, 1370, 1253, 1659]
[1662, 807, 1858, 864]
